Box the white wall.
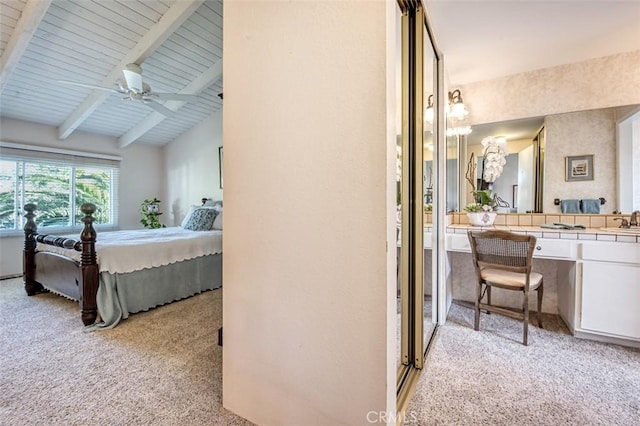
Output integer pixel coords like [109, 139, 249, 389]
[460, 50, 640, 126]
[0, 117, 163, 277]
[544, 109, 617, 213]
[223, 1, 395, 425]
[163, 110, 223, 226]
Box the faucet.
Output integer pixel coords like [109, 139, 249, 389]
[630, 211, 640, 227]
[613, 217, 630, 229]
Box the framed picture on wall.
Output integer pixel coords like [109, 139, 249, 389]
[565, 154, 593, 182]
[218, 147, 223, 189]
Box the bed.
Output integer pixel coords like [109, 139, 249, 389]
[22, 201, 223, 330]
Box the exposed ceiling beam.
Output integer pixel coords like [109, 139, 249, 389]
[118, 59, 223, 148]
[0, 0, 53, 94]
[57, 0, 204, 140]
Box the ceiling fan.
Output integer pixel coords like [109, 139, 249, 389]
[58, 63, 197, 116]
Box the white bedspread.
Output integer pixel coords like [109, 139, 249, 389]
[36, 227, 222, 274]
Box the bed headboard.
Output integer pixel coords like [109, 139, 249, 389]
[201, 198, 223, 207]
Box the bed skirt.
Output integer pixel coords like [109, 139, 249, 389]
[85, 253, 222, 331]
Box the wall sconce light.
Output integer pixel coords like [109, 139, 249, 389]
[446, 126, 472, 137]
[425, 89, 469, 123]
[448, 89, 468, 120]
[425, 95, 434, 123]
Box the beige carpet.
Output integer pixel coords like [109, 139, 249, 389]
[3, 277, 639, 425]
[406, 303, 640, 425]
[0, 278, 253, 426]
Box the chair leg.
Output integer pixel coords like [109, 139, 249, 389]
[486, 286, 492, 314]
[522, 291, 529, 346]
[474, 282, 482, 331]
[537, 281, 544, 328]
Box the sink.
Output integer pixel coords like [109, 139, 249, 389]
[599, 227, 640, 235]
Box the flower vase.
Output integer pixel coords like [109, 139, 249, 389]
[466, 211, 497, 226]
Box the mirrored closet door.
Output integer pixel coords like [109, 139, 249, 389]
[396, 0, 442, 403]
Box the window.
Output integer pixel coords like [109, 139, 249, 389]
[0, 143, 119, 234]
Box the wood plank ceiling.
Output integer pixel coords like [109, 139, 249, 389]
[0, 0, 223, 147]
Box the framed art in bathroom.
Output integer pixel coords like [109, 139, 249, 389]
[565, 154, 593, 182]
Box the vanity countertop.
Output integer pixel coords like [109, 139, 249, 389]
[427, 224, 640, 243]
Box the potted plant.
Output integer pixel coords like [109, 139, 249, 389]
[464, 190, 498, 226]
[140, 198, 166, 229]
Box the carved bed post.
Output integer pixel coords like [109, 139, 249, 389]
[79, 203, 99, 326]
[23, 203, 44, 295]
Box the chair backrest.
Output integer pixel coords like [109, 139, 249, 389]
[467, 230, 536, 274]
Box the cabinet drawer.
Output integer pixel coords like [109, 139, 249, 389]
[447, 233, 469, 251]
[580, 241, 640, 264]
[447, 233, 575, 259]
[533, 239, 575, 259]
[424, 232, 432, 249]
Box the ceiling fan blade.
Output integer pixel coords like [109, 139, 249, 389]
[144, 100, 174, 117]
[152, 93, 199, 102]
[57, 80, 121, 93]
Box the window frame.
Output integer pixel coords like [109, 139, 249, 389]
[0, 142, 120, 237]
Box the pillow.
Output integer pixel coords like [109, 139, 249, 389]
[181, 205, 220, 228]
[212, 209, 223, 230]
[180, 205, 198, 228]
[183, 207, 218, 231]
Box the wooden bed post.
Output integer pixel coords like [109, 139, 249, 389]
[79, 203, 99, 326]
[23, 203, 44, 295]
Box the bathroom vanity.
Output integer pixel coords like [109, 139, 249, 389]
[425, 213, 640, 348]
[576, 241, 640, 343]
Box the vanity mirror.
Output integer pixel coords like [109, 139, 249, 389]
[463, 116, 544, 213]
[451, 104, 640, 214]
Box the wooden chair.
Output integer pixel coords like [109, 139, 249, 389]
[467, 230, 543, 345]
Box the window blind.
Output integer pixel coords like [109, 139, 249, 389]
[0, 142, 120, 232]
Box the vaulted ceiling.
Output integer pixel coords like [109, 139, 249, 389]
[0, 0, 222, 147]
[2, 1, 638, 149]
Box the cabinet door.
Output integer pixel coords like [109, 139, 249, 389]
[581, 262, 640, 339]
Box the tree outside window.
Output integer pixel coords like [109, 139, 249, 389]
[0, 159, 116, 232]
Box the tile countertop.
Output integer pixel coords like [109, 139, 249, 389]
[418, 213, 640, 243]
[425, 224, 640, 243]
